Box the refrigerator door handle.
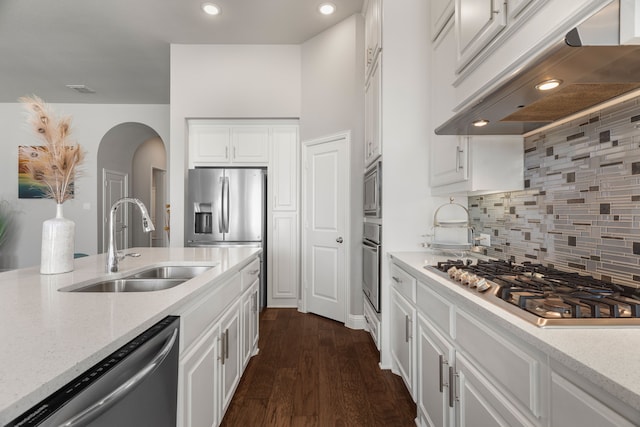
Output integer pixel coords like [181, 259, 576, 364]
[223, 176, 230, 233]
[218, 176, 225, 233]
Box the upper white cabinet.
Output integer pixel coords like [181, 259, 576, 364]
[188, 121, 269, 167]
[431, 0, 454, 41]
[455, 0, 506, 72]
[364, 58, 382, 167]
[269, 126, 299, 212]
[430, 135, 524, 196]
[364, 0, 382, 78]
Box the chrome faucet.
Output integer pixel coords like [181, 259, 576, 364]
[107, 197, 155, 272]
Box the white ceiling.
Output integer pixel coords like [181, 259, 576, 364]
[0, 0, 364, 104]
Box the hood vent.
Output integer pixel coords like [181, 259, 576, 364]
[435, 1, 640, 135]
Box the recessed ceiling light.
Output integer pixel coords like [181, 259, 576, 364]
[202, 3, 221, 16]
[535, 79, 562, 91]
[318, 2, 336, 15]
[472, 119, 489, 127]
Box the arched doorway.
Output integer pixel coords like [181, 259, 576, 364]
[96, 123, 167, 253]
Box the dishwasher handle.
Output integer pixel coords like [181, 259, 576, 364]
[58, 328, 178, 427]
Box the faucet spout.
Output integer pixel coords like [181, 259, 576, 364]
[107, 197, 155, 273]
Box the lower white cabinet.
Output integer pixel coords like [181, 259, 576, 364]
[268, 212, 299, 306]
[178, 255, 261, 427]
[550, 371, 636, 427]
[390, 287, 416, 398]
[241, 280, 259, 368]
[180, 326, 220, 427]
[417, 314, 455, 427]
[363, 296, 381, 350]
[392, 255, 640, 427]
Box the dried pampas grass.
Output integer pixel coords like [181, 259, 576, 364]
[19, 95, 85, 204]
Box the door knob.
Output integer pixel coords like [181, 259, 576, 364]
[336, 237, 343, 243]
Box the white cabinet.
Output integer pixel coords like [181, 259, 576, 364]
[550, 371, 637, 427]
[241, 280, 259, 368]
[455, 0, 506, 72]
[390, 287, 416, 398]
[268, 212, 299, 304]
[180, 326, 220, 427]
[364, 0, 382, 78]
[508, 0, 535, 21]
[269, 126, 299, 212]
[219, 300, 241, 414]
[430, 135, 524, 196]
[178, 255, 261, 427]
[188, 121, 269, 167]
[364, 58, 382, 167]
[417, 314, 455, 427]
[430, 0, 454, 41]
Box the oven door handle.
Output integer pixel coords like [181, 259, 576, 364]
[58, 328, 178, 427]
[362, 239, 380, 250]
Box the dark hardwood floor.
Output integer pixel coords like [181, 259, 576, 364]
[221, 308, 416, 427]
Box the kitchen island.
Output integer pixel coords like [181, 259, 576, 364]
[0, 246, 261, 425]
[389, 251, 640, 426]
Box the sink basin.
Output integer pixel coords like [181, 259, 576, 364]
[129, 265, 213, 280]
[71, 278, 187, 292]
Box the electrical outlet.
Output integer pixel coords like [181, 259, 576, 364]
[478, 233, 491, 247]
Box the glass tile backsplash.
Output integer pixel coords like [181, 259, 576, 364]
[469, 95, 640, 288]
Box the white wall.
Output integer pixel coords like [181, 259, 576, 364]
[301, 14, 365, 316]
[378, 0, 450, 367]
[169, 44, 302, 247]
[0, 103, 168, 268]
[132, 137, 166, 247]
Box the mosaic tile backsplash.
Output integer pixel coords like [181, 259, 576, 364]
[469, 95, 640, 288]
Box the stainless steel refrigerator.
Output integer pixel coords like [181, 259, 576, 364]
[186, 167, 267, 309]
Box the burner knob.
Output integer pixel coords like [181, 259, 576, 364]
[459, 271, 471, 285]
[447, 266, 458, 278]
[476, 278, 491, 293]
[467, 274, 480, 288]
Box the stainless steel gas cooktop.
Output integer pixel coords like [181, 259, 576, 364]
[426, 259, 640, 327]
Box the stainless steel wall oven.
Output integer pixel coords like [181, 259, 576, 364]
[364, 161, 381, 217]
[363, 222, 381, 312]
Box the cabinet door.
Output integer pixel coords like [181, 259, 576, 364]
[390, 288, 415, 398]
[417, 315, 455, 427]
[455, 0, 506, 71]
[179, 328, 220, 427]
[430, 135, 468, 187]
[220, 301, 241, 415]
[189, 124, 231, 165]
[550, 371, 636, 427]
[231, 127, 269, 164]
[270, 127, 299, 211]
[431, 0, 454, 41]
[508, 0, 534, 20]
[365, 0, 381, 76]
[268, 212, 299, 302]
[241, 280, 259, 368]
[365, 58, 381, 167]
[455, 352, 533, 427]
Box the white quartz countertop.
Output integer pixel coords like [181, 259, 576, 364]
[0, 246, 261, 424]
[389, 251, 640, 413]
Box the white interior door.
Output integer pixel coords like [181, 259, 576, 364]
[102, 169, 129, 253]
[303, 134, 349, 323]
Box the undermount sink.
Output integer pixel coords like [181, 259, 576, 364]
[63, 265, 216, 292]
[71, 278, 186, 292]
[128, 265, 213, 280]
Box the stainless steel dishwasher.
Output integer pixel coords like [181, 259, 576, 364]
[8, 316, 180, 427]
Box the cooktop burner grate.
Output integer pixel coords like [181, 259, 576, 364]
[427, 259, 640, 327]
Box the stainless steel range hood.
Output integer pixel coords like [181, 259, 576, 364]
[435, 0, 640, 135]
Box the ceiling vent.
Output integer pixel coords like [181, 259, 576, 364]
[65, 84, 96, 94]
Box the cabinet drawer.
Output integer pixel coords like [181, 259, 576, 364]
[241, 257, 260, 291]
[455, 310, 541, 418]
[390, 263, 417, 303]
[417, 279, 453, 337]
[181, 272, 242, 352]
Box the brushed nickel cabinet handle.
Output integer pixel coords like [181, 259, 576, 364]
[449, 366, 455, 407]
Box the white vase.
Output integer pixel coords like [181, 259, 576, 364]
[40, 204, 75, 274]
